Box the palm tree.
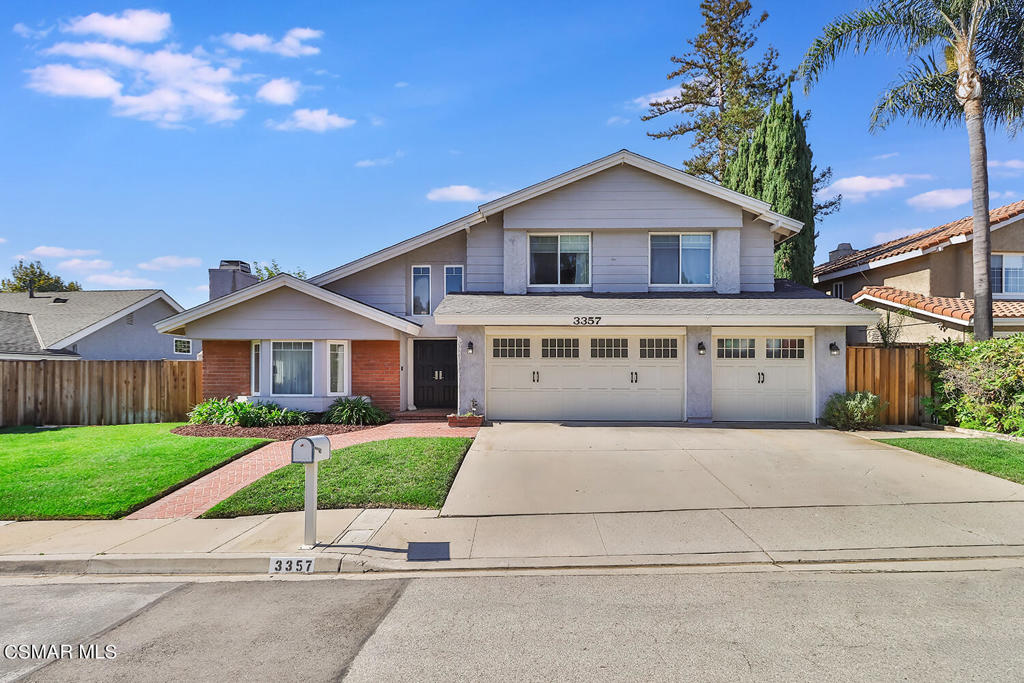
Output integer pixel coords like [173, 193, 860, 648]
[801, 0, 1024, 340]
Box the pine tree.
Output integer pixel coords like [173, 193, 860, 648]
[642, 0, 788, 182]
[723, 88, 816, 285]
[0, 260, 82, 292]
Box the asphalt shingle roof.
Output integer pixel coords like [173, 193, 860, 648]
[814, 200, 1024, 280]
[0, 290, 161, 348]
[435, 280, 874, 319]
[853, 285, 1024, 322]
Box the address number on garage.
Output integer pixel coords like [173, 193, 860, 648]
[572, 316, 602, 326]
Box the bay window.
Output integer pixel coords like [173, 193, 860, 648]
[529, 234, 590, 286]
[412, 265, 430, 314]
[992, 253, 1024, 296]
[649, 233, 712, 286]
[271, 341, 313, 395]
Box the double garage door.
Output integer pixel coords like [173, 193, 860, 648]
[486, 333, 685, 421]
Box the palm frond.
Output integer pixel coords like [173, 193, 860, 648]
[870, 57, 959, 130]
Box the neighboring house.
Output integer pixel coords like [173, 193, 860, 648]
[0, 289, 199, 360]
[813, 200, 1024, 342]
[155, 150, 875, 423]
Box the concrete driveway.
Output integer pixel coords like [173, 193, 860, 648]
[440, 423, 1024, 516]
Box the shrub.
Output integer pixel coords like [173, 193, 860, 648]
[187, 398, 311, 427]
[322, 397, 389, 426]
[823, 391, 887, 431]
[925, 335, 1024, 436]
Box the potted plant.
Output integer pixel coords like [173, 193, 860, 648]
[448, 400, 484, 427]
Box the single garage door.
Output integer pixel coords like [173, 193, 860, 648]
[712, 334, 813, 422]
[487, 334, 685, 421]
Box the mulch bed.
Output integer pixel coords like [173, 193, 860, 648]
[171, 423, 379, 441]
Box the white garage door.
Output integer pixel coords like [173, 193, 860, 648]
[487, 334, 685, 421]
[712, 335, 812, 422]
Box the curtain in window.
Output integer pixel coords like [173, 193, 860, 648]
[530, 236, 558, 284]
[650, 235, 681, 284]
[329, 343, 345, 394]
[272, 341, 313, 395]
[680, 234, 711, 285]
[559, 235, 590, 284]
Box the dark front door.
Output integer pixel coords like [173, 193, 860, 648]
[414, 340, 458, 408]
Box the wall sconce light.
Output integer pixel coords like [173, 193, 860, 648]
[467, 341, 474, 354]
[829, 342, 840, 356]
[697, 341, 706, 356]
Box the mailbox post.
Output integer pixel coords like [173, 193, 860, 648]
[291, 435, 331, 549]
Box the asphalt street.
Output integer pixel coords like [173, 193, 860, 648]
[2, 568, 1023, 682]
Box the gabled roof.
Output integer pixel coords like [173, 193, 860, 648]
[308, 149, 805, 286]
[814, 200, 1024, 283]
[154, 274, 422, 336]
[852, 285, 1024, 325]
[0, 289, 182, 350]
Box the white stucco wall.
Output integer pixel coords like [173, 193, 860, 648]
[814, 326, 848, 420]
[685, 326, 712, 421]
[456, 326, 485, 414]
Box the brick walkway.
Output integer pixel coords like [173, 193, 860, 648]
[126, 421, 480, 520]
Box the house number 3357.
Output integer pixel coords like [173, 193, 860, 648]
[572, 316, 602, 325]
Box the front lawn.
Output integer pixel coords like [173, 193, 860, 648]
[0, 423, 268, 520]
[878, 437, 1024, 485]
[202, 437, 473, 518]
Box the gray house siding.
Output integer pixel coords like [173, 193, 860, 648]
[592, 230, 648, 293]
[740, 213, 776, 292]
[74, 299, 200, 360]
[466, 215, 504, 292]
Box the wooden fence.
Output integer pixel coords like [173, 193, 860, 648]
[846, 345, 931, 425]
[0, 360, 202, 427]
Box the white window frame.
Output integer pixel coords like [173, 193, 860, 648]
[993, 252, 1024, 299]
[326, 340, 352, 396]
[647, 232, 714, 288]
[527, 232, 592, 288]
[411, 264, 431, 314]
[250, 341, 261, 396]
[172, 338, 192, 355]
[444, 264, 465, 294]
[831, 282, 844, 299]
[270, 340, 315, 397]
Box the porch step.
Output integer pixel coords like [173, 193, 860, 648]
[394, 409, 451, 422]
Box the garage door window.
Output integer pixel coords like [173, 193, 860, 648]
[716, 338, 755, 359]
[591, 338, 628, 358]
[766, 338, 805, 359]
[542, 338, 579, 358]
[639, 338, 677, 359]
[493, 338, 530, 358]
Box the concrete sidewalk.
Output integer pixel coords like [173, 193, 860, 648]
[3, 500, 1024, 575]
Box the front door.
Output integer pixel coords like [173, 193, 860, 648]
[414, 340, 458, 408]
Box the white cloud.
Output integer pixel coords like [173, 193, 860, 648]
[628, 85, 678, 110]
[989, 159, 1024, 169]
[62, 9, 171, 43]
[354, 150, 404, 168]
[269, 108, 355, 132]
[222, 27, 322, 57]
[44, 41, 142, 67]
[872, 152, 899, 160]
[86, 271, 158, 288]
[906, 188, 972, 210]
[426, 185, 504, 202]
[606, 115, 630, 126]
[394, 81, 409, 88]
[29, 245, 99, 258]
[256, 77, 300, 105]
[138, 255, 202, 271]
[0, 237, 6, 243]
[818, 173, 932, 202]
[13, 22, 52, 40]
[871, 227, 917, 244]
[26, 64, 122, 98]
[368, 114, 385, 126]
[192, 284, 209, 293]
[57, 258, 112, 271]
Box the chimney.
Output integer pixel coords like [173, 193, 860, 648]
[829, 242, 855, 263]
[208, 260, 258, 300]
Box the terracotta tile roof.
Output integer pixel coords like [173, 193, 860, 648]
[815, 200, 1024, 279]
[852, 285, 1024, 322]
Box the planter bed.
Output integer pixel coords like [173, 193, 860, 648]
[171, 423, 379, 441]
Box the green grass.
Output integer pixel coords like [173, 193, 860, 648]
[202, 437, 473, 518]
[0, 424, 268, 520]
[878, 437, 1024, 484]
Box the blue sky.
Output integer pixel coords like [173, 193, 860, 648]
[1, 1, 1021, 307]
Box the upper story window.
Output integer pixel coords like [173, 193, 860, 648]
[831, 282, 844, 299]
[412, 265, 431, 314]
[650, 233, 712, 286]
[992, 253, 1024, 296]
[445, 265, 464, 294]
[529, 234, 590, 286]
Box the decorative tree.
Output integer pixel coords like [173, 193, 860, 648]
[251, 259, 308, 281]
[723, 88, 817, 285]
[0, 260, 82, 292]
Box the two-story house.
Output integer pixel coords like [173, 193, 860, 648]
[155, 151, 875, 423]
[813, 200, 1024, 342]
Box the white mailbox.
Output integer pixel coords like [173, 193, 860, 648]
[291, 435, 331, 464]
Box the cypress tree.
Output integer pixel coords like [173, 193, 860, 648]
[723, 87, 816, 285]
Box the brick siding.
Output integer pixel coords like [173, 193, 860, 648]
[351, 340, 401, 414]
[202, 340, 250, 399]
